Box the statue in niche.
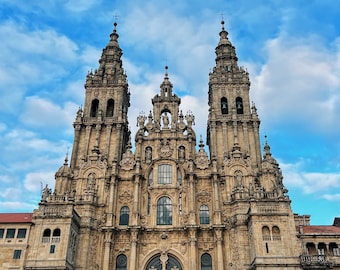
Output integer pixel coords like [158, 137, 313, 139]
[145, 147, 152, 162]
[235, 170, 243, 187]
[88, 173, 96, 189]
[162, 112, 169, 128]
[178, 146, 185, 159]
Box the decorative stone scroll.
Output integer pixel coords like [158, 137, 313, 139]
[120, 147, 136, 170]
[197, 190, 211, 204]
[118, 190, 133, 204]
[158, 139, 173, 158]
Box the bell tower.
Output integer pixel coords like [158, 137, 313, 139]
[70, 22, 130, 169]
[207, 20, 261, 168]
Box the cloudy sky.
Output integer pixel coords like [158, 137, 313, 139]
[0, 0, 340, 225]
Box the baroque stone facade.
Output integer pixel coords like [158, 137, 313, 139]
[1, 21, 340, 270]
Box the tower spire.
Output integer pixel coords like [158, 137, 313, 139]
[207, 21, 260, 166]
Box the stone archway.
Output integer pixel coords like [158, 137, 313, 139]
[145, 253, 182, 270]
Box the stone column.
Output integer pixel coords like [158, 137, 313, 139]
[209, 123, 217, 160]
[188, 228, 197, 269]
[106, 177, 116, 227]
[105, 125, 112, 162]
[129, 229, 138, 270]
[188, 171, 196, 225]
[84, 125, 92, 156]
[215, 228, 224, 270]
[132, 174, 141, 225]
[213, 174, 221, 224]
[102, 230, 112, 270]
[222, 122, 228, 156]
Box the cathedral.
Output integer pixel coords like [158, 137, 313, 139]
[1, 21, 340, 270]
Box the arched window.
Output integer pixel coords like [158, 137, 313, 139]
[42, 228, 51, 243]
[106, 99, 114, 117]
[262, 226, 270, 241]
[158, 164, 172, 184]
[318, 243, 327, 255]
[116, 254, 127, 270]
[90, 99, 99, 117]
[236, 97, 243, 114]
[53, 228, 60, 237]
[201, 253, 212, 270]
[306, 243, 317, 255]
[200, 205, 210, 224]
[157, 197, 172, 225]
[146, 254, 182, 270]
[330, 242, 340, 256]
[119, 206, 130, 226]
[52, 228, 61, 243]
[221, 97, 228, 114]
[272, 226, 281, 240]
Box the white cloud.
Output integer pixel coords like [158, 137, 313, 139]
[2, 128, 71, 167]
[281, 160, 340, 194]
[251, 35, 340, 134]
[24, 172, 55, 192]
[0, 175, 15, 184]
[64, 0, 99, 13]
[80, 46, 102, 66]
[322, 194, 340, 201]
[64, 80, 86, 105]
[0, 201, 37, 212]
[20, 96, 78, 131]
[1, 187, 24, 201]
[122, 4, 216, 92]
[0, 21, 80, 114]
[0, 123, 7, 133]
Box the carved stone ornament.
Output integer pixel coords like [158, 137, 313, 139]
[195, 150, 209, 169]
[119, 190, 133, 204]
[79, 154, 107, 171]
[158, 139, 173, 158]
[119, 149, 136, 170]
[197, 190, 211, 204]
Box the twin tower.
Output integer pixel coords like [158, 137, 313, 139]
[25, 21, 301, 270]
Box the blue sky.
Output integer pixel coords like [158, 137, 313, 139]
[0, 0, 340, 225]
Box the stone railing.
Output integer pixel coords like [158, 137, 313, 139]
[300, 254, 331, 267]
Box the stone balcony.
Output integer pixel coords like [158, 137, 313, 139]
[300, 255, 332, 269]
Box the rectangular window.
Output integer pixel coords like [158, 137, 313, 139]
[50, 245, 56, 254]
[6, 229, 15, 238]
[17, 229, 27, 238]
[333, 248, 340, 256]
[158, 164, 172, 184]
[0, 229, 4, 238]
[13, 249, 21, 259]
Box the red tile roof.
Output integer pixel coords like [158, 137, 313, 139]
[300, 225, 340, 234]
[0, 213, 33, 223]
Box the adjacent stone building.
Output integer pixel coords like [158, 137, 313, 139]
[1, 21, 340, 270]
